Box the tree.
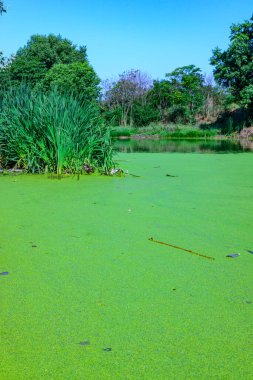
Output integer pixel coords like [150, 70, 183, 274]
[210, 16, 253, 110]
[0, 2, 7, 92]
[0, 1, 6, 14]
[8, 58, 47, 85]
[15, 34, 87, 69]
[166, 65, 204, 112]
[148, 65, 204, 124]
[40, 62, 100, 102]
[202, 74, 227, 120]
[4, 34, 88, 86]
[148, 79, 174, 120]
[0, 51, 4, 66]
[103, 69, 152, 126]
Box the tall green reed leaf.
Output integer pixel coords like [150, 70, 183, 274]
[0, 85, 114, 175]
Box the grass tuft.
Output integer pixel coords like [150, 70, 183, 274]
[0, 85, 114, 175]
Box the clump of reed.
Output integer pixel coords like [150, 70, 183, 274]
[0, 85, 114, 176]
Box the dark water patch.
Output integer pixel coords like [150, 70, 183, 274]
[79, 341, 90, 346]
[103, 347, 112, 352]
[114, 138, 253, 154]
[128, 173, 141, 178]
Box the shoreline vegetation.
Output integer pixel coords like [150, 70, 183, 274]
[1, 17, 253, 174]
[0, 86, 114, 176]
[110, 124, 253, 140]
[1, 6, 253, 379]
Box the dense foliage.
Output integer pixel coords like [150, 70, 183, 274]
[102, 70, 153, 126]
[0, 34, 99, 101]
[0, 13, 252, 162]
[102, 67, 224, 127]
[0, 34, 113, 174]
[102, 16, 253, 130]
[39, 62, 100, 102]
[210, 16, 253, 113]
[0, 86, 113, 175]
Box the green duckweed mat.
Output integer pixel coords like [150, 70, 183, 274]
[1, 153, 253, 379]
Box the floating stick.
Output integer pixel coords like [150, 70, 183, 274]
[128, 173, 141, 178]
[148, 237, 215, 261]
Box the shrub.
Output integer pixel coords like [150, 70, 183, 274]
[0, 85, 113, 175]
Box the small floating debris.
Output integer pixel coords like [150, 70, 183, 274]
[32, 245, 37, 248]
[245, 300, 252, 304]
[8, 168, 24, 173]
[226, 253, 240, 258]
[247, 250, 253, 254]
[83, 163, 94, 174]
[79, 341, 90, 346]
[166, 174, 177, 177]
[148, 237, 215, 261]
[103, 347, 112, 352]
[0, 271, 9, 276]
[110, 168, 124, 176]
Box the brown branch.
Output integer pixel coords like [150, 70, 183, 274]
[148, 237, 215, 261]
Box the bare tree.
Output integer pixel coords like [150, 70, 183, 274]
[202, 74, 226, 120]
[103, 69, 152, 126]
[203, 74, 214, 119]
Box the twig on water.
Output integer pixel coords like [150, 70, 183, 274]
[148, 237, 215, 261]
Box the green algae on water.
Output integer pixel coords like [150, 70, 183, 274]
[0, 153, 253, 379]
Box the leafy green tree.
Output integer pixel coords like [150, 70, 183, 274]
[165, 65, 204, 116]
[8, 58, 47, 85]
[0, 51, 4, 66]
[148, 65, 204, 123]
[40, 62, 100, 102]
[148, 80, 174, 120]
[0, 53, 14, 98]
[4, 34, 88, 86]
[210, 16, 253, 109]
[131, 101, 160, 126]
[15, 34, 87, 68]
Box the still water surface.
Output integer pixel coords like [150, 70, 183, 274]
[114, 138, 253, 153]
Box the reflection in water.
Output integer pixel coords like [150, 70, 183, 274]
[114, 138, 253, 153]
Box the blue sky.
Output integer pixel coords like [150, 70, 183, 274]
[0, 0, 252, 80]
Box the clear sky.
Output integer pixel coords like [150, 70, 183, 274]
[0, 0, 252, 80]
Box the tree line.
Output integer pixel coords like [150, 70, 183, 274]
[1, 11, 253, 133]
[101, 66, 226, 127]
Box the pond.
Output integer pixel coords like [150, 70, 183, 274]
[114, 138, 253, 153]
[1, 151, 253, 379]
